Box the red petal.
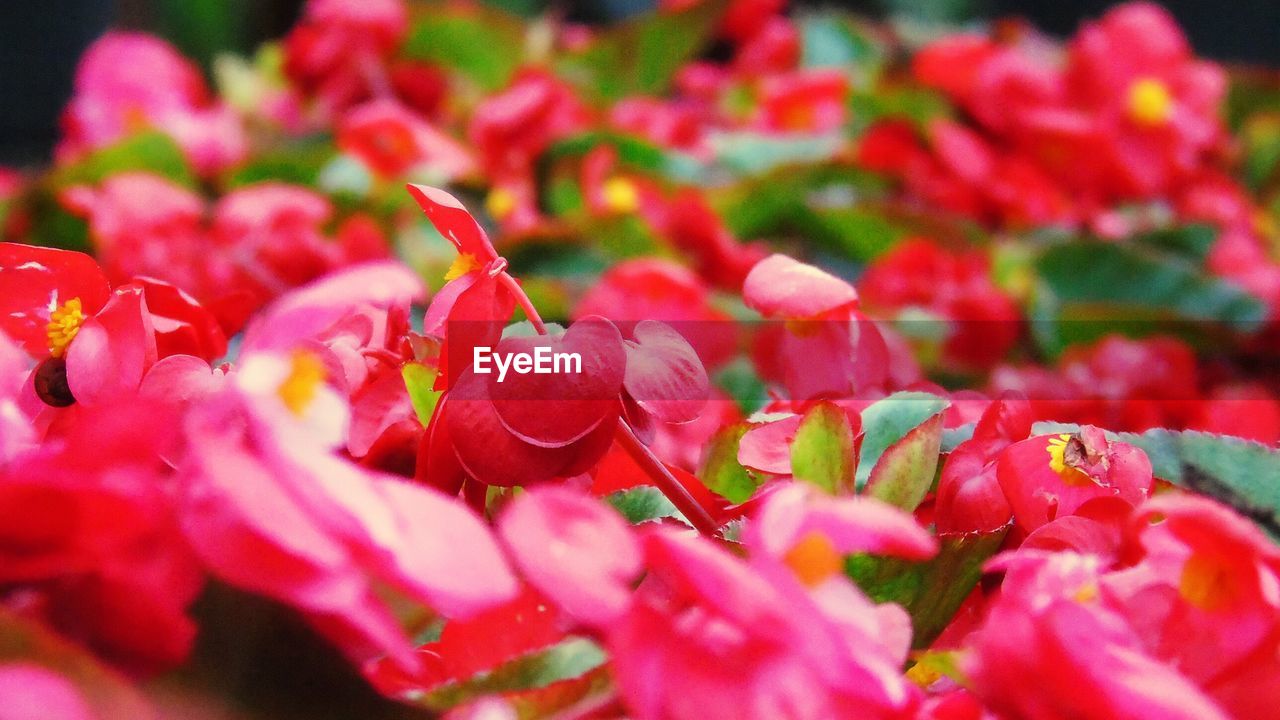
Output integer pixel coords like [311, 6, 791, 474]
[65, 287, 156, 405]
[405, 184, 499, 262]
[0, 243, 110, 356]
[488, 317, 626, 448]
[622, 321, 709, 424]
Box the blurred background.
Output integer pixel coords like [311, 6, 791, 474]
[1, 0, 1278, 165]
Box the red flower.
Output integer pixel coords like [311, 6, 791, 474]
[996, 425, 1152, 532]
[858, 238, 1021, 371]
[338, 99, 475, 179]
[744, 254, 890, 400]
[0, 400, 203, 675]
[754, 70, 849, 134]
[0, 243, 224, 413]
[934, 393, 1029, 534]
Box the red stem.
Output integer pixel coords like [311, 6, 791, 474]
[498, 271, 548, 335]
[614, 419, 719, 537]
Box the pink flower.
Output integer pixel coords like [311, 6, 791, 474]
[283, 0, 408, 115]
[611, 494, 930, 720]
[65, 174, 389, 335]
[1103, 495, 1280, 718]
[995, 425, 1152, 532]
[966, 549, 1230, 720]
[753, 70, 849, 134]
[744, 254, 891, 400]
[497, 487, 643, 626]
[59, 33, 247, 175]
[573, 258, 737, 369]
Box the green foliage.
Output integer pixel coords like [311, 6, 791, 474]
[790, 402, 856, 494]
[699, 423, 761, 504]
[608, 486, 683, 524]
[403, 363, 442, 425]
[225, 135, 337, 188]
[1030, 236, 1267, 355]
[847, 527, 1008, 648]
[52, 131, 196, 189]
[856, 392, 950, 490]
[402, 4, 526, 91]
[554, 0, 727, 103]
[864, 413, 944, 511]
[543, 131, 705, 184]
[417, 637, 609, 712]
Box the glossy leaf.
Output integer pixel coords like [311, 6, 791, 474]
[846, 526, 1009, 649]
[607, 485, 682, 524]
[1032, 239, 1267, 354]
[864, 413, 944, 511]
[699, 423, 761, 504]
[790, 401, 857, 494]
[856, 391, 950, 489]
[403, 362, 442, 426]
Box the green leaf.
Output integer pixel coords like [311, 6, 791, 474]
[856, 391, 950, 489]
[790, 401, 856, 494]
[403, 363, 442, 425]
[711, 132, 845, 177]
[418, 637, 608, 711]
[1031, 239, 1267, 355]
[1241, 113, 1280, 190]
[554, 0, 726, 103]
[864, 413, 944, 511]
[798, 13, 882, 79]
[542, 131, 705, 183]
[714, 358, 769, 415]
[225, 135, 336, 188]
[846, 527, 1008, 648]
[52, 131, 196, 188]
[699, 423, 762, 504]
[1032, 423, 1280, 539]
[402, 4, 526, 91]
[1133, 224, 1217, 262]
[607, 486, 682, 524]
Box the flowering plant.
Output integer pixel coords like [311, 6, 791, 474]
[2, 1, 1280, 718]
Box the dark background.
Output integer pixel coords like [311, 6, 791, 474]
[1, 0, 1276, 166]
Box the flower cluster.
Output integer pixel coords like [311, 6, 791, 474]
[1, 0, 1279, 718]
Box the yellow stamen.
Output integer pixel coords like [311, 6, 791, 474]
[1179, 552, 1231, 611]
[46, 298, 85, 358]
[1047, 434, 1094, 487]
[485, 187, 517, 221]
[783, 531, 843, 587]
[905, 662, 942, 688]
[277, 350, 326, 417]
[444, 252, 480, 282]
[1073, 581, 1099, 604]
[1127, 78, 1173, 126]
[601, 177, 640, 214]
